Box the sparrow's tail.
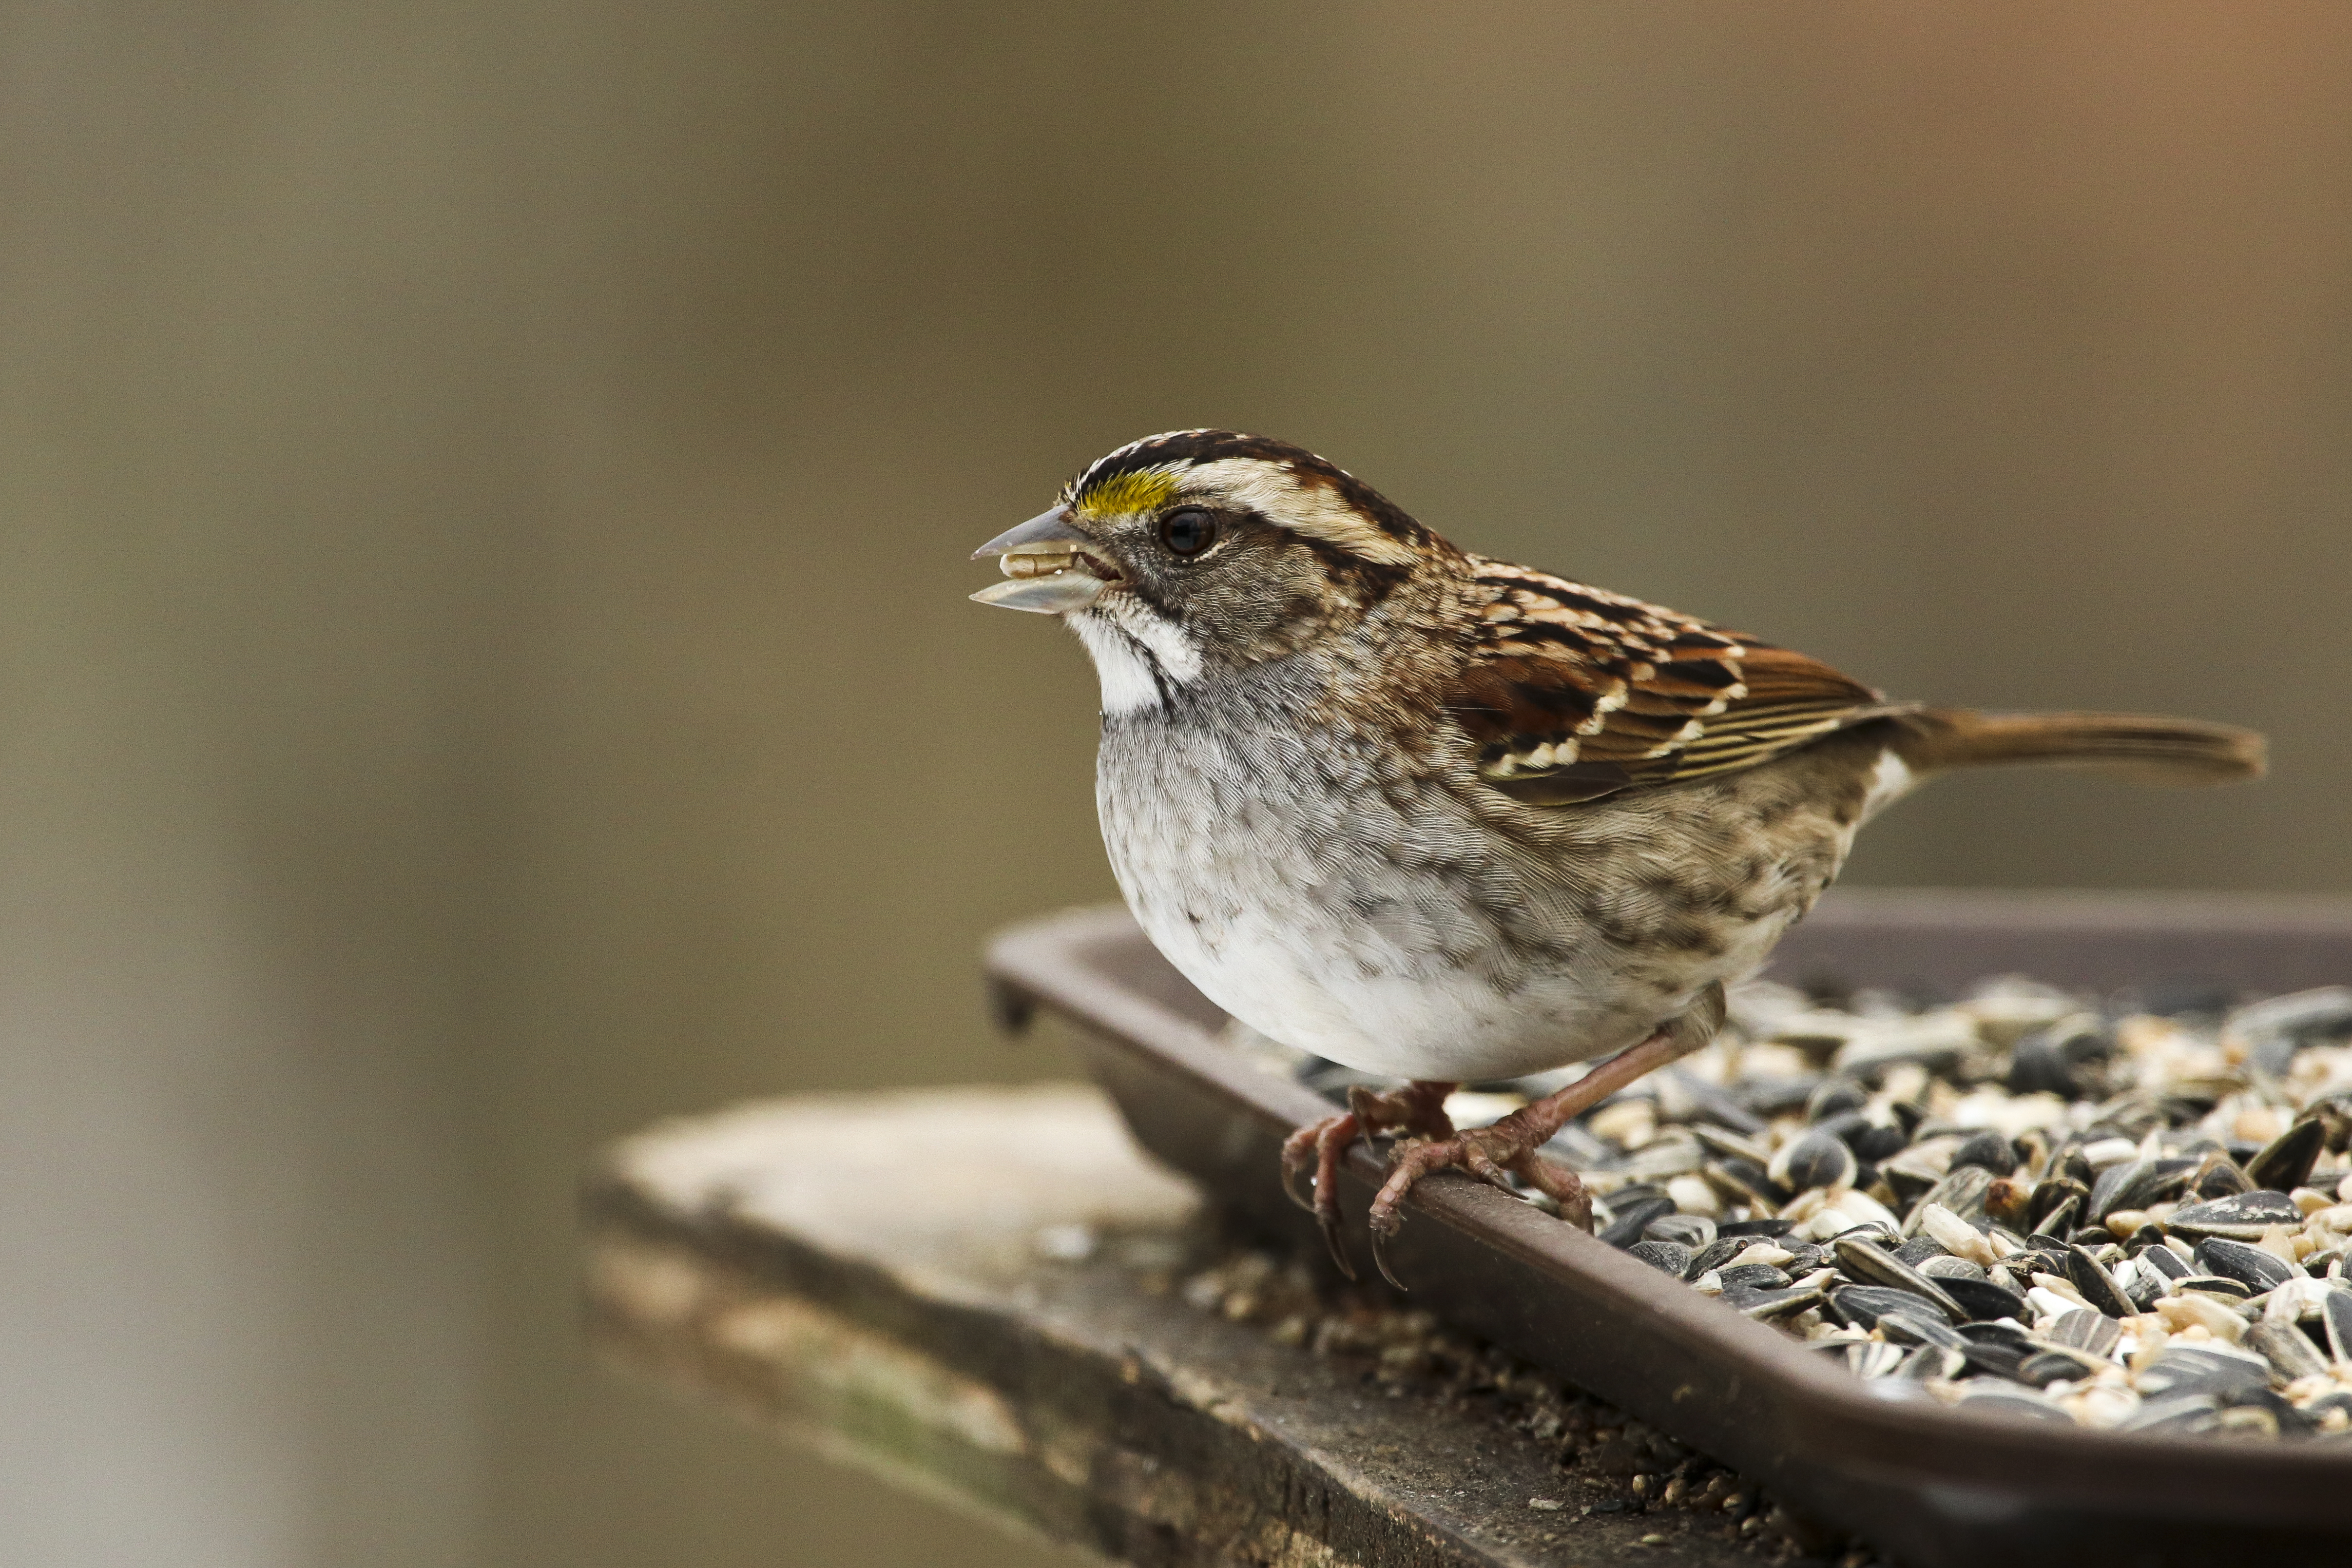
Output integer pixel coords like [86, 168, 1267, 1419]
[1889, 709, 2266, 787]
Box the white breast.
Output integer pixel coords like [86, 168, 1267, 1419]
[1094, 721, 1691, 1082]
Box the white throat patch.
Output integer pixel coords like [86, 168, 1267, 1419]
[1072, 610, 1202, 716]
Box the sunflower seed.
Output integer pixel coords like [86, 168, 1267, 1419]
[2047, 1308, 2122, 1358]
[2063, 1243, 2136, 1318]
[2246, 1320, 2329, 1384]
[1834, 1235, 1969, 1322]
[2247, 1118, 2327, 1195]
[2195, 1237, 2297, 1293]
[2164, 1191, 2305, 1242]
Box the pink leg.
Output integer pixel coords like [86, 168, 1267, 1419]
[1280, 1079, 1457, 1280]
[1506, 1153, 1592, 1233]
[1366, 986, 1725, 1287]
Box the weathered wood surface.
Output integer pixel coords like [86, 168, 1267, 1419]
[583, 1084, 1759, 1567]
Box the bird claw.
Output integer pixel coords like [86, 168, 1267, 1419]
[1369, 1219, 1407, 1290]
[1279, 1152, 1317, 1213]
[1319, 1205, 1357, 1282]
[1284, 1111, 1364, 1278]
[1279, 1116, 1338, 1214]
[1287, 1084, 1467, 1292]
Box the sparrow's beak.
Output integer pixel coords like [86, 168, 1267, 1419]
[969, 507, 1116, 614]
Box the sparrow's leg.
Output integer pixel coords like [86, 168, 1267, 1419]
[1366, 984, 1726, 1288]
[1280, 1079, 1458, 1280]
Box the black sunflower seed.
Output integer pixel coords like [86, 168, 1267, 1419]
[2084, 1161, 2141, 1222]
[1834, 1235, 1968, 1323]
[2047, 1308, 2121, 1358]
[2247, 1320, 2329, 1384]
[2246, 1118, 2327, 1195]
[1703, 1158, 1791, 1211]
[1829, 1285, 1928, 1329]
[2326, 1291, 2352, 1366]
[1960, 1338, 2028, 1380]
[1734, 1286, 1826, 1321]
[1950, 1130, 2015, 1176]
[2194, 1237, 2295, 1293]
[1715, 1217, 1796, 1239]
[1940, 1276, 2028, 1323]
[1957, 1320, 2037, 1351]
[2192, 1153, 2255, 1200]
[2016, 1348, 2105, 1388]
[1903, 1166, 1995, 1233]
[2163, 1190, 2303, 1242]
[1896, 1344, 1967, 1381]
[2113, 1158, 2197, 1215]
[1684, 1236, 1750, 1279]
[2135, 1347, 2272, 1402]
[1644, 1214, 1715, 1250]
[1804, 1077, 1869, 1123]
[1628, 1239, 1693, 1276]
[1599, 1192, 1678, 1248]
[1893, 1235, 1949, 1268]
[1717, 1263, 1793, 1293]
[2063, 1243, 2135, 1318]
[1877, 1309, 1968, 1352]
[1774, 1129, 1858, 1192]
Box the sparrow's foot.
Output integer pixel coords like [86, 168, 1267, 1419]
[1365, 987, 1724, 1288]
[1279, 1079, 1457, 1280]
[1365, 1113, 1592, 1287]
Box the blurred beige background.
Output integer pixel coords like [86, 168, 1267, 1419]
[3, 2, 2347, 1565]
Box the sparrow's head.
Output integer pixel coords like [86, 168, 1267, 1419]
[971, 431, 1444, 708]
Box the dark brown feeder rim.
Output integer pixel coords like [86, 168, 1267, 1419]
[986, 889, 2352, 1568]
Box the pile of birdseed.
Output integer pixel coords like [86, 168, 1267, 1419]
[1243, 976, 2352, 1440]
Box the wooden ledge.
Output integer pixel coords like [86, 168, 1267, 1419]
[582, 1084, 1760, 1567]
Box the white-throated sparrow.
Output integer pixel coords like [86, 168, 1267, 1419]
[972, 430, 2264, 1283]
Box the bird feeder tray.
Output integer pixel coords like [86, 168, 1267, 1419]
[985, 889, 2352, 1568]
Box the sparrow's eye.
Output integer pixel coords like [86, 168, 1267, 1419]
[1157, 507, 1218, 558]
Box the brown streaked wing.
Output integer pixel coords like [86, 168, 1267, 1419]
[1446, 563, 1890, 802]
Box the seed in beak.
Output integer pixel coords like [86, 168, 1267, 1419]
[1001, 546, 1082, 579]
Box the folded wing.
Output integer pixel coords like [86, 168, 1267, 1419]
[1446, 560, 1895, 804]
